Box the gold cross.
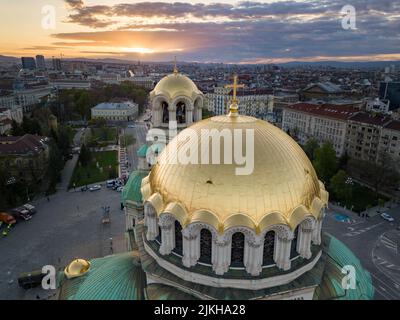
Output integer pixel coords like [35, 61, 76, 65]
[225, 74, 244, 115]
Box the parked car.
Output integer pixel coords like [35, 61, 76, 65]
[23, 204, 36, 215]
[18, 270, 45, 289]
[117, 186, 124, 193]
[11, 207, 32, 221]
[89, 185, 102, 192]
[106, 180, 116, 188]
[380, 213, 395, 222]
[0, 212, 16, 225]
[81, 185, 88, 192]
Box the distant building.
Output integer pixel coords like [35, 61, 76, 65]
[282, 103, 358, 156]
[0, 105, 23, 124]
[365, 98, 390, 114]
[36, 55, 46, 70]
[346, 113, 392, 163]
[301, 82, 343, 101]
[14, 85, 53, 112]
[379, 81, 400, 110]
[50, 79, 91, 90]
[126, 76, 154, 90]
[91, 101, 139, 121]
[0, 134, 49, 184]
[52, 58, 62, 71]
[273, 91, 300, 127]
[21, 57, 36, 70]
[0, 117, 13, 134]
[206, 87, 273, 120]
[380, 120, 400, 172]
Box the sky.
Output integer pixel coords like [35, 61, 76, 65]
[0, 0, 399, 63]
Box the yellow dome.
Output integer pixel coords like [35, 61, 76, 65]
[141, 114, 328, 234]
[151, 73, 202, 100]
[64, 258, 91, 279]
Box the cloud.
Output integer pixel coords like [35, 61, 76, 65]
[65, 0, 84, 9]
[57, 0, 400, 63]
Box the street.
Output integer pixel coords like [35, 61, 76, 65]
[323, 205, 400, 300]
[0, 187, 125, 300]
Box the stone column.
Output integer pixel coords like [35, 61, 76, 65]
[196, 108, 202, 121]
[145, 207, 158, 241]
[298, 226, 313, 259]
[274, 236, 292, 271]
[186, 107, 194, 126]
[159, 222, 175, 255]
[312, 219, 322, 245]
[244, 240, 263, 276]
[169, 105, 176, 125]
[182, 229, 200, 268]
[212, 238, 230, 275]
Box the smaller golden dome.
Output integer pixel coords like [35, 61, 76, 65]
[64, 258, 91, 279]
[151, 73, 202, 100]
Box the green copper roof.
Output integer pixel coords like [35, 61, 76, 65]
[146, 284, 199, 300]
[314, 233, 374, 300]
[137, 144, 149, 158]
[122, 170, 148, 204]
[58, 252, 146, 300]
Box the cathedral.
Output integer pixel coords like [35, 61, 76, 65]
[58, 65, 374, 300]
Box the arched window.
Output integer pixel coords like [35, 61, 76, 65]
[231, 232, 245, 267]
[176, 101, 186, 124]
[262, 231, 275, 265]
[173, 220, 183, 256]
[162, 101, 169, 123]
[156, 226, 161, 244]
[199, 229, 212, 264]
[290, 227, 299, 259]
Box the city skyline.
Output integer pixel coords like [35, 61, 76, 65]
[1, 0, 400, 63]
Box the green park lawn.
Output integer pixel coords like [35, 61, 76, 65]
[91, 127, 118, 142]
[69, 150, 118, 188]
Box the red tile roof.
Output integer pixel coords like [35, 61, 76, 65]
[285, 103, 358, 120]
[0, 134, 48, 156]
[384, 120, 400, 132]
[348, 112, 392, 126]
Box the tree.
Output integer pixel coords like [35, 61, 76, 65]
[10, 120, 24, 136]
[329, 170, 352, 203]
[79, 144, 92, 167]
[348, 151, 399, 193]
[46, 139, 64, 194]
[303, 138, 319, 161]
[313, 141, 338, 183]
[22, 116, 42, 135]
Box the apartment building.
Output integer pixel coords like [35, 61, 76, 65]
[282, 103, 358, 156]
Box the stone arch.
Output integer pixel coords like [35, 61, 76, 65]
[172, 96, 193, 125]
[260, 223, 293, 241]
[152, 95, 170, 127]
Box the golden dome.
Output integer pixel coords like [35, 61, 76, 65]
[64, 258, 91, 279]
[141, 114, 328, 234]
[151, 72, 202, 100]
